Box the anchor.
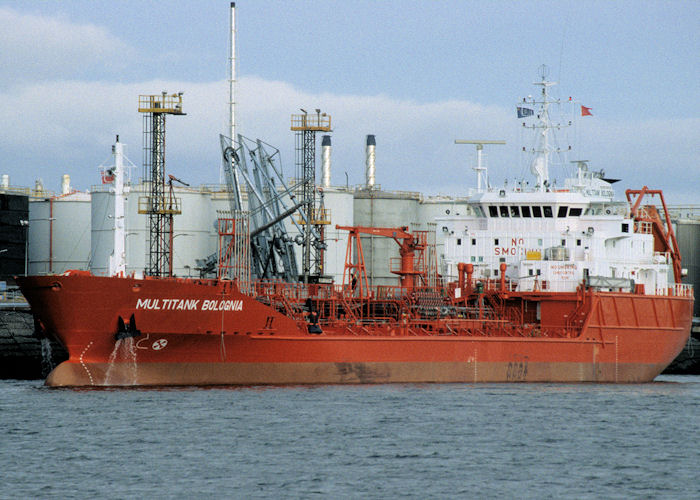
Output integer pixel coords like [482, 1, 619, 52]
[115, 314, 142, 340]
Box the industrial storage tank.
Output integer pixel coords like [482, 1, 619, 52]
[353, 189, 420, 286]
[90, 183, 218, 277]
[318, 187, 354, 283]
[674, 217, 700, 317]
[0, 192, 28, 284]
[90, 185, 143, 276]
[28, 192, 91, 275]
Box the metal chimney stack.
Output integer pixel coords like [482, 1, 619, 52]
[61, 174, 71, 194]
[365, 134, 376, 188]
[321, 135, 331, 188]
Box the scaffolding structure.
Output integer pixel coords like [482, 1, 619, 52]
[137, 92, 185, 277]
[291, 110, 331, 282]
[217, 210, 252, 293]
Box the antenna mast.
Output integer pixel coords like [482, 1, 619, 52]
[455, 140, 506, 193]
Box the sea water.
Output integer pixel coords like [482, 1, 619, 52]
[1, 376, 698, 499]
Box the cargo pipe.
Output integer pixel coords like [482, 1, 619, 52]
[457, 262, 474, 296]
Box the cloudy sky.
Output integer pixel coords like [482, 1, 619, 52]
[1, 0, 698, 203]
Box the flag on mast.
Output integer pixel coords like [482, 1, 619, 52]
[517, 107, 534, 118]
[581, 105, 593, 116]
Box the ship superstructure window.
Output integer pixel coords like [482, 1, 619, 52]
[494, 238, 499, 246]
[558, 206, 568, 217]
[510, 206, 520, 217]
[521, 206, 531, 217]
[569, 207, 582, 216]
[532, 206, 542, 218]
[577, 239, 582, 246]
[622, 223, 629, 233]
[499, 206, 509, 217]
[543, 206, 553, 218]
[561, 239, 566, 246]
[489, 206, 498, 217]
[457, 238, 462, 245]
[472, 238, 476, 245]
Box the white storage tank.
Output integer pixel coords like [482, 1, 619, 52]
[353, 189, 420, 286]
[90, 184, 217, 277]
[28, 192, 91, 275]
[319, 187, 354, 283]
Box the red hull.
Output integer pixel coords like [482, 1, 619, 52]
[17, 274, 692, 386]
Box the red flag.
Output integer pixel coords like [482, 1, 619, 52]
[581, 105, 593, 116]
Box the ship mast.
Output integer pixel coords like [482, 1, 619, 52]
[108, 136, 126, 277]
[521, 65, 569, 191]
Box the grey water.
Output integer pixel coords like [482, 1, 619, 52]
[2, 376, 699, 499]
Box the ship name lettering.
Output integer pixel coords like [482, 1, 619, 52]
[136, 298, 241, 311]
[201, 299, 244, 312]
[136, 298, 201, 311]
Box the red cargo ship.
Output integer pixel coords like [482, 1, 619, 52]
[18, 263, 692, 386]
[17, 69, 693, 386]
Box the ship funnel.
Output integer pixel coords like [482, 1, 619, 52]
[365, 134, 376, 188]
[1, 174, 8, 189]
[321, 135, 331, 188]
[61, 174, 71, 194]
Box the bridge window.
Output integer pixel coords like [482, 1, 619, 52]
[543, 206, 553, 218]
[510, 206, 520, 217]
[521, 206, 531, 217]
[557, 206, 568, 217]
[532, 206, 542, 218]
[569, 207, 582, 216]
[499, 206, 509, 217]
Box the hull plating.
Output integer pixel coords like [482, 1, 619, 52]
[18, 274, 692, 387]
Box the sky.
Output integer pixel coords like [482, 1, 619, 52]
[1, 0, 698, 203]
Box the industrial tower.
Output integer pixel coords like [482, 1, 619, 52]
[138, 92, 185, 277]
[291, 109, 331, 283]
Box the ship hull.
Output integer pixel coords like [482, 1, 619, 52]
[18, 274, 692, 387]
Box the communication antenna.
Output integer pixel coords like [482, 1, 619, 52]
[454, 140, 506, 193]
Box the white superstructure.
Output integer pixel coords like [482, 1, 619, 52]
[440, 67, 673, 295]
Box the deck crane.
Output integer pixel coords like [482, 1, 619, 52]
[336, 225, 434, 298]
[626, 187, 683, 283]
